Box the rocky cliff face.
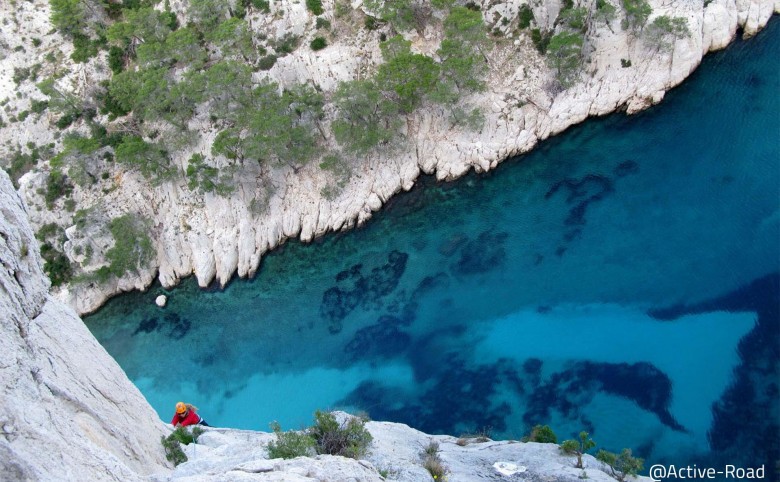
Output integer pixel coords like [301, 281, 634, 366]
[0, 0, 777, 314]
[0, 169, 169, 481]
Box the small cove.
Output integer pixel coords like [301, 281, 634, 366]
[85, 19, 780, 473]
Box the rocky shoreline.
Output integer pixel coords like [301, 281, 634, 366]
[1, 0, 777, 315]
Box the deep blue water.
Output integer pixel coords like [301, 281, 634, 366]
[85, 19, 780, 475]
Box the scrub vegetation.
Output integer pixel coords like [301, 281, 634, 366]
[161, 426, 204, 466]
[267, 411, 373, 460]
[27, 0, 689, 286]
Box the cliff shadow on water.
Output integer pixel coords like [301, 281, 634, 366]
[84, 17, 780, 476]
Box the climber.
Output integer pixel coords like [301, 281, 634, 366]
[171, 402, 210, 427]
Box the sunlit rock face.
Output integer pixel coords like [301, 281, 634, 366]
[0, 170, 170, 481]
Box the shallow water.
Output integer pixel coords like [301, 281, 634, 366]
[85, 19, 780, 474]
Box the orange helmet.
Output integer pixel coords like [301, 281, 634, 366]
[175, 402, 187, 414]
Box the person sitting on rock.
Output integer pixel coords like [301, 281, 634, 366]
[171, 402, 210, 427]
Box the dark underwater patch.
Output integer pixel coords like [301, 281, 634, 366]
[523, 361, 685, 433]
[165, 313, 191, 340]
[132, 313, 190, 340]
[133, 317, 159, 335]
[545, 174, 614, 226]
[438, 233, 468, 257]
[412, 272, 450, 299]
[339, 357, 514, 436]
[650, 273, 780, 471]
[344, 321, 411, 361]
[613, 160, 640, 178]
[320, 251, 409, 333]
[452, 231, 509, 275]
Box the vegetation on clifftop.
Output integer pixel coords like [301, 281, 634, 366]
[2, 0, 690, 286]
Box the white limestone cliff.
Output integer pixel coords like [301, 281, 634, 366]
[0, 0, 777, 314]
[154, 414, 653, 481]
[0, 169, 170, 481]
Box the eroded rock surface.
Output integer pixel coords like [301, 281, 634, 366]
[0, 170, 170, 481]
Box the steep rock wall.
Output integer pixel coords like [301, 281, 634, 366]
[0, 170, 170, 481]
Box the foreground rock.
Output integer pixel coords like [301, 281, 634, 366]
[156, 417, 650, 482]
[0, 170, 170, 481]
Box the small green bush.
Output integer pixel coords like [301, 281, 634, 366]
[108, 46, 125, 74]
[597, 448, 644, 481]
[364, 16, 381, 30]
[7, 149, 38, 187]
[524, 424, 557, 443]
[104, 213, 154, 277]
[310, 37, 327, 51]
[161, 425, 203, 466]
[309, 411, 372, 459]
[316, 17, 331, 30]
[306, 0, 324, 15]
[267, 421, 317, 459]
[421, 440, 448, 480]
[55, 111, 80, 129]
[560, 432, 596, 469]
[531, 28, 551, 54]
[276, 33, 301, 54]
[44, 168, 73, 207]
[257, 54, 277, 70]
[71, 33, 99, 63]
[251, 0, 270, 11]
[40, 242, 72, 286]
[36, 222, 61, 241]
[13, 67, 31, 85]
[31, 99, 49, 114]
[518, 4, 534, 29]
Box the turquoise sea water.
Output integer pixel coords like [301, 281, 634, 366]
[85, 19, 780, 475]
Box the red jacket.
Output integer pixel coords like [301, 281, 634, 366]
[171, 409, 201, 427]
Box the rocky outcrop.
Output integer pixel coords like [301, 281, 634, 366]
[153, 414, 652, 481]
[1, 1, 777, 314]
[0, 170, 170, 481]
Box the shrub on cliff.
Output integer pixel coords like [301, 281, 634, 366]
[310, 36, 328, 51]
[267, 421, 317, 459]
[524, 424, 557, 443]
[105, 214, 154, 277]
[309, 410, 373, 459]
[306, 0, 324, 15]
[644, 15, 690, 50]
[546, 31, 584, 88]
[49, 0, 87, 37]
[597, 448, 644, 481]
[560, 431, 596, 468]
[621, 0, 652, 30]
[421, 440, 448, 480]
[268, 411, 372, 460]
[40, 242, 73, 287]
[161, 427, 204, 466]
[44, 168, 73, 208]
